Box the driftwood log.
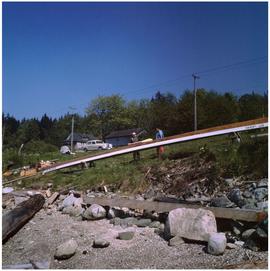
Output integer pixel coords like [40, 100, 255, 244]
[2, 194, 45, 243]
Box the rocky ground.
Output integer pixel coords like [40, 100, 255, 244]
[2, 186, 268, 269]
[2, 154, 268, 269]
[2, 204, 268, 269]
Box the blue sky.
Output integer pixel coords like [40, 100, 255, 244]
[3, 2, 268, 119]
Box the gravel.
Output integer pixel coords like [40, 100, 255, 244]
[2, 207, 268, 269]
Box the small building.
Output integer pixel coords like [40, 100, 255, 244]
[105, 128, 146, 147]
[63, 132, 96, 150]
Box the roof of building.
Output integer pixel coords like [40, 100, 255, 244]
[64, 132, 96, 143]
[105, 128, 145, 139]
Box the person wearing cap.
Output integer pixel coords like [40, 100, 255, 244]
[130, 132, 140, 161]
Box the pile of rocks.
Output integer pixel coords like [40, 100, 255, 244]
[210, 178, 268, 210]
[55, 189, 268, 256]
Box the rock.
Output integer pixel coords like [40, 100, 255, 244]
[226, 243, 237, 249]
[143, 210, 159, 220]
[93, 239, 110, 248]
[2, 187, 14, 194]
[118, 231, 135, 240]
[159, 223, 165, 231]
[207, 232, 227, 255]
[241, 198, 258, 210]
[54, 239, 78, 260]
[62, 194, 77, 208]
[59, 194, 66, 201]
[73, 197, 83, 207]
[224, 178, 234, 187]
[47, 182, 53, 188]
[168, 235, 185, 246]
[256, 201, 268, 210]
[83, 204, 106, 220]
[144, 189, 155, 200]
[257, 179, 268, 188]
[254, 188, 268, 201]
[149, 221, 161, 228]
[134, 218, 152, 227]
[244, 228, 268, 252]
[256, 227, 268, 238]
[135, 195, 145, 201]
[111, 207, 126, 218]
[107, 208, 115, 219]
[62, 206, 84, 217]
[242, 229, 256, 241]
[210, 196, 234, 208]
[242, 191, 252, 198]
[120, 217, 137, 228]
[235, 241, 244, 247]
[165, 208, 217, 241]
[231, 221, 244, 236]
[227, 188, 242, 205]
[110, 217, 121, 225]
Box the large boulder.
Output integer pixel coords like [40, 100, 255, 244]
[164, 208, 217, 241]
[83, 204, 106, 220]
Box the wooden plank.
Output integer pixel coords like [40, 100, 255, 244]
[46, 192, 59, 205]
[2, 194, 45, 243]
[83, 197, 264, 222]
[42, 117, 268, 174]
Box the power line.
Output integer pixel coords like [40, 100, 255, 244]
[196, 56, 267, 75]
[119, 56, 267, 97]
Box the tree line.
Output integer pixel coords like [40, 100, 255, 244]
[3, 89, 268, 152]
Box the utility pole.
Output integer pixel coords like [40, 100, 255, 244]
[68, 107, 76, 153]
[192, 73, 200, 131]
[71, 115, 74, 153]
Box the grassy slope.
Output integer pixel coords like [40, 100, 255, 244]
[14, 130, 268, 192]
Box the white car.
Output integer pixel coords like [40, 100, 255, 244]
[84, 140, 112, 151]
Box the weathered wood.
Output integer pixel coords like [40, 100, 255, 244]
[83, 196, 264, 222]
[46, 192, 59, 205]
[2, 194, 45, 243]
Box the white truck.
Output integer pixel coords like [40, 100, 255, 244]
[83, 140, 112, 151]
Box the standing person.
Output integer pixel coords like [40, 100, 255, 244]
[155, 128, 164, 159]
[131, 132, 140, 161]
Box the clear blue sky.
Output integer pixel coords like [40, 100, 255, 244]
[3, 2, 268, 119]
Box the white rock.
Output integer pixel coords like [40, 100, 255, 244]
[62, 194, 76, 208]
[2, 187, 14, 194]
[83, 204, 106, 220]
[73, 197, 83, 207]
[165, 208, 217, 241]
[207, 232, 227, 255]
[107, 208, 115, 219]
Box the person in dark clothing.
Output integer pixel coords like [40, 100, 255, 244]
[131, 132, 140, 161]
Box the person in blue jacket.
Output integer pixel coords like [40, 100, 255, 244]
[155, 128, 164, 159]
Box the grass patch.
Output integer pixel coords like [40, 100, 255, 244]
[8, 129, 268, 192]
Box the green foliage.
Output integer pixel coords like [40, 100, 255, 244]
[238, 92, 268, 121]
[2, 90, 268, 157]
[24, 140, 58, 154]
[85, 94, 133, 138]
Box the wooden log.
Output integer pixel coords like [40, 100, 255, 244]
[83, 196, 265, 222]
[2, 194, 45, 243]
